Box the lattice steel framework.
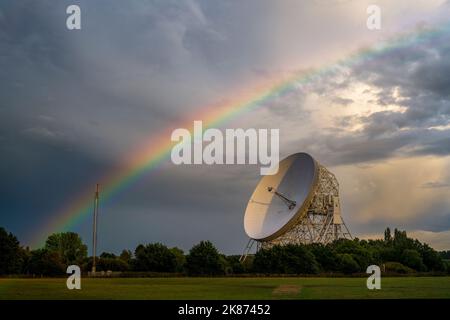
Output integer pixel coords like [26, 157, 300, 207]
[260, 163, 352, 249]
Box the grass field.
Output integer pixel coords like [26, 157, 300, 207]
[1, 277, 450, 299]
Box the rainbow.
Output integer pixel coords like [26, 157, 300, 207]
[31, 21, 450, 248]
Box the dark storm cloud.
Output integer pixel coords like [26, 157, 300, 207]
[93, 164, 261, 254]
[0, 117, 109, 239]
[0, 0, 258, 149]
[0, 1, 280, 254]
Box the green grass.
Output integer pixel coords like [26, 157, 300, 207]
[1, 277, 450, 299]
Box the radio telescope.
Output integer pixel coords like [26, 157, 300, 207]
[240, 152, 351, 261]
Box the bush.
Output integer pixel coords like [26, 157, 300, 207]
[84, 257, 129, 272]
[383, 262, 415, 274]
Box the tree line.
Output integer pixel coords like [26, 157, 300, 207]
[1, 226, 449, 276]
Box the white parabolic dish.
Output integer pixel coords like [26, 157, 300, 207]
[244, 152, 319, 241]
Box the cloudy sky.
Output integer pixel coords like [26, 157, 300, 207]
[1, 0, 450, 254]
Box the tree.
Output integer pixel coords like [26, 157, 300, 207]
[134, 243, 177, 272]
[119, 249, 132, 264]
[336, 253, 360, 274]
[19, 247, 32, 274]
[253, 246, 280, 273]
[401, 249, 426, 271]
[393, 229, 409, 250]
[170, 247, 186, 272]
[380, 246, 396, 262]
[331, 239, 373, 271]
[420, 244, 445, 271]
[100, 252, 117, 259]
[384, 227, 392, 242]
[0, 227, 24, 275]
[27, 249, 65, 276]
[283, 245, 320, 274]
[45, 232, 87, 266]
[445, 261, 450, 274]
[185, 241, 224, 275]
[253, 245, 319, 274]
[439, 250, 450, 259]
[226, 255, 245, 274]
[97, 258, 129, 271]
[309, 244, 339, 272]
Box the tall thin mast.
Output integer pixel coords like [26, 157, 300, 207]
[92, 183, 99, 273]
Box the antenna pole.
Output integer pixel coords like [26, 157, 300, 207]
[92, 183, 99, 273]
